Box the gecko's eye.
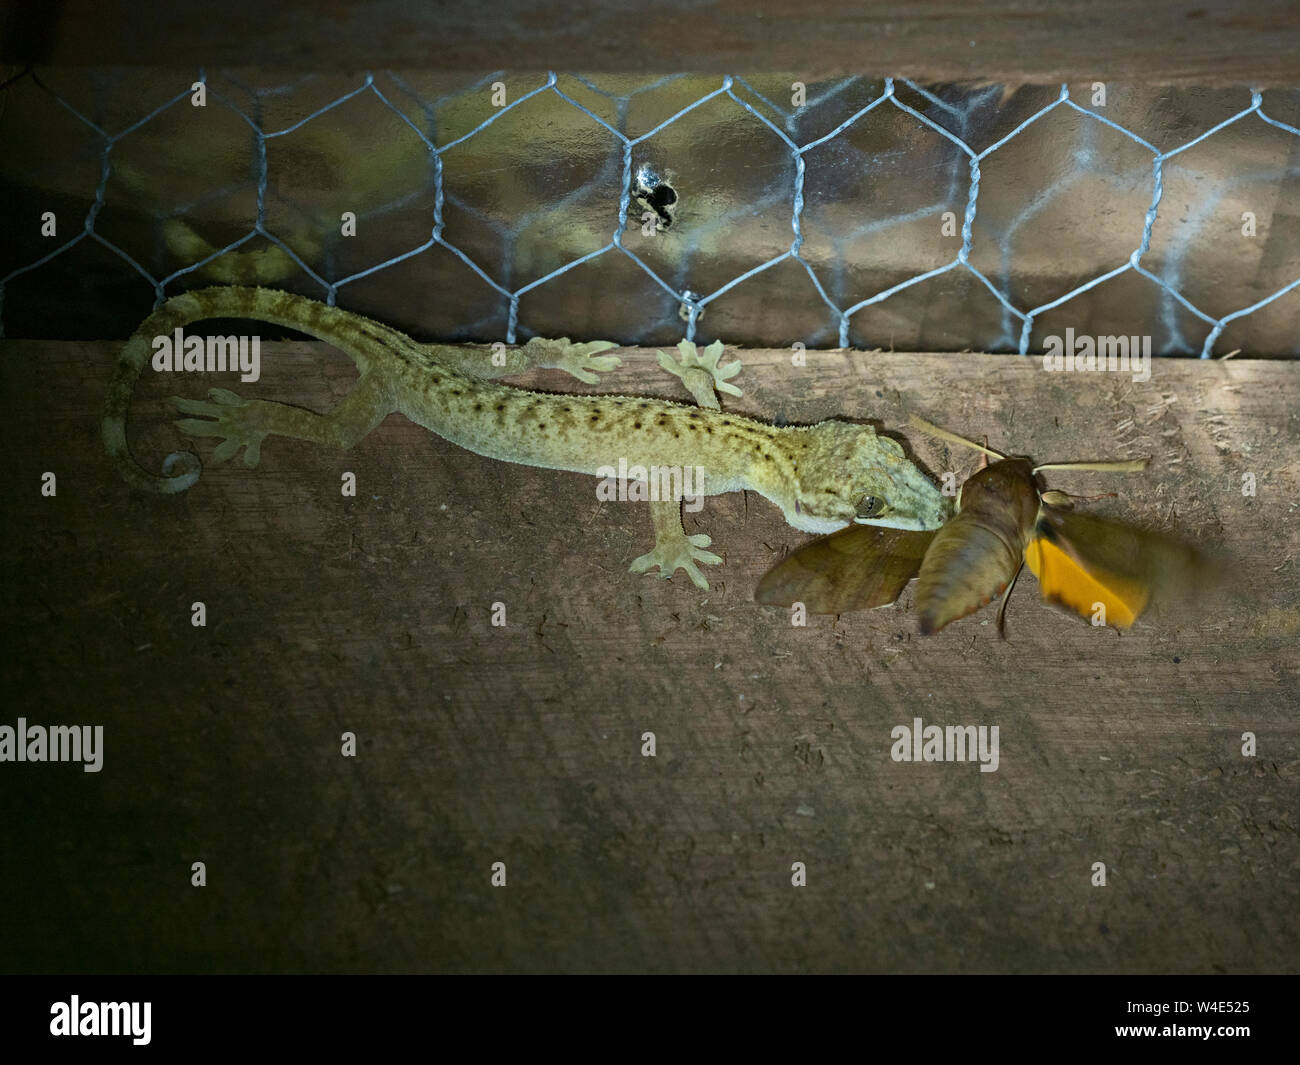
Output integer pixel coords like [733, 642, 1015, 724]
[856, 495, 885, 519]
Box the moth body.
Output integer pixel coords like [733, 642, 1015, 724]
[915, 459, 1040, 635]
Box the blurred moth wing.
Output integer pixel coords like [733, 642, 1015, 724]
[1025, 506, 1212, 628]
[754, 524, 935, 614]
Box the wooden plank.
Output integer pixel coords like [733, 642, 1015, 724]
[0, 339, 1296, 973]
[5, 0, 1300, 84]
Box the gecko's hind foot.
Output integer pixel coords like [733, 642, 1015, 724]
[172, 388, 270, 467]
[523, 337, 622, 384]
[629, 532, 722, 590]
[657, 339, 742, 406]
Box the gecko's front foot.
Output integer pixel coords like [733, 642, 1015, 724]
[657, 340, 743, 406]
[172, 388, 271, 467]
[523, 337, 622, 384]
[630, 531, 723, 590]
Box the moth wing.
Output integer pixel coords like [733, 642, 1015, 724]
[1025, 507, 1211, 628]
[754, 525, 934, 614]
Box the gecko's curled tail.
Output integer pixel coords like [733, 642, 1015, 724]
[103, 285, 410, 493]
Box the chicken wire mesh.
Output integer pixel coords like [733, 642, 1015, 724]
[1, 68, 1298, 356]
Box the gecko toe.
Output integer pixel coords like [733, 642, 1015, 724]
[682, 561, 710, 589]
[174, 417, 225, 437]
[172, 396, 219, 416]
[210, 438, 241, 464]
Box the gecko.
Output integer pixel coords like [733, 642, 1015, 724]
[102, 286, 951, 589]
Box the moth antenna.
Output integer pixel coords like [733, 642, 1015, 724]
[909, 415, 1007, 461]
[1040, 489, 1118, 508]
[996, 560, 1025, 639]
[1034, 458, 1149, 474]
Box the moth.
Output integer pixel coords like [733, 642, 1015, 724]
[755, 416, 1212, 636]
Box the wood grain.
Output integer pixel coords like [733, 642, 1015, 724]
[0, 339, 1296, 973]
[6, 1, 1300, 84]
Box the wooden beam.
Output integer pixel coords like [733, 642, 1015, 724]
[5, 1, 1300, 84]
[2, 339, 1296, 971]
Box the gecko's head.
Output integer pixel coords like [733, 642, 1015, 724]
[787, 423, 952, 534]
